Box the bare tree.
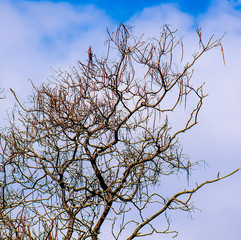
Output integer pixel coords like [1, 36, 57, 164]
[0, 24, 239, 239]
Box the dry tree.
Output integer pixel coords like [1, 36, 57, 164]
[0, 24, 239, 240]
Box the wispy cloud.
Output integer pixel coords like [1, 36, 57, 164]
[0, 0, 113, 120]
[126, 2, 241, 239]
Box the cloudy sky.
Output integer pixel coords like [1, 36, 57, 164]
[0, 0, 241, 239]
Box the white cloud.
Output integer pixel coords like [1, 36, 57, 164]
[0, 0, 114, 123]
[127, 1, 241, 154]
[125, 2, 241, 240]
[128, 3, 194, 38]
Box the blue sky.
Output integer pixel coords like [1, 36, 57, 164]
[17, 0, 213, 21]
[0, 0, 241, 239]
